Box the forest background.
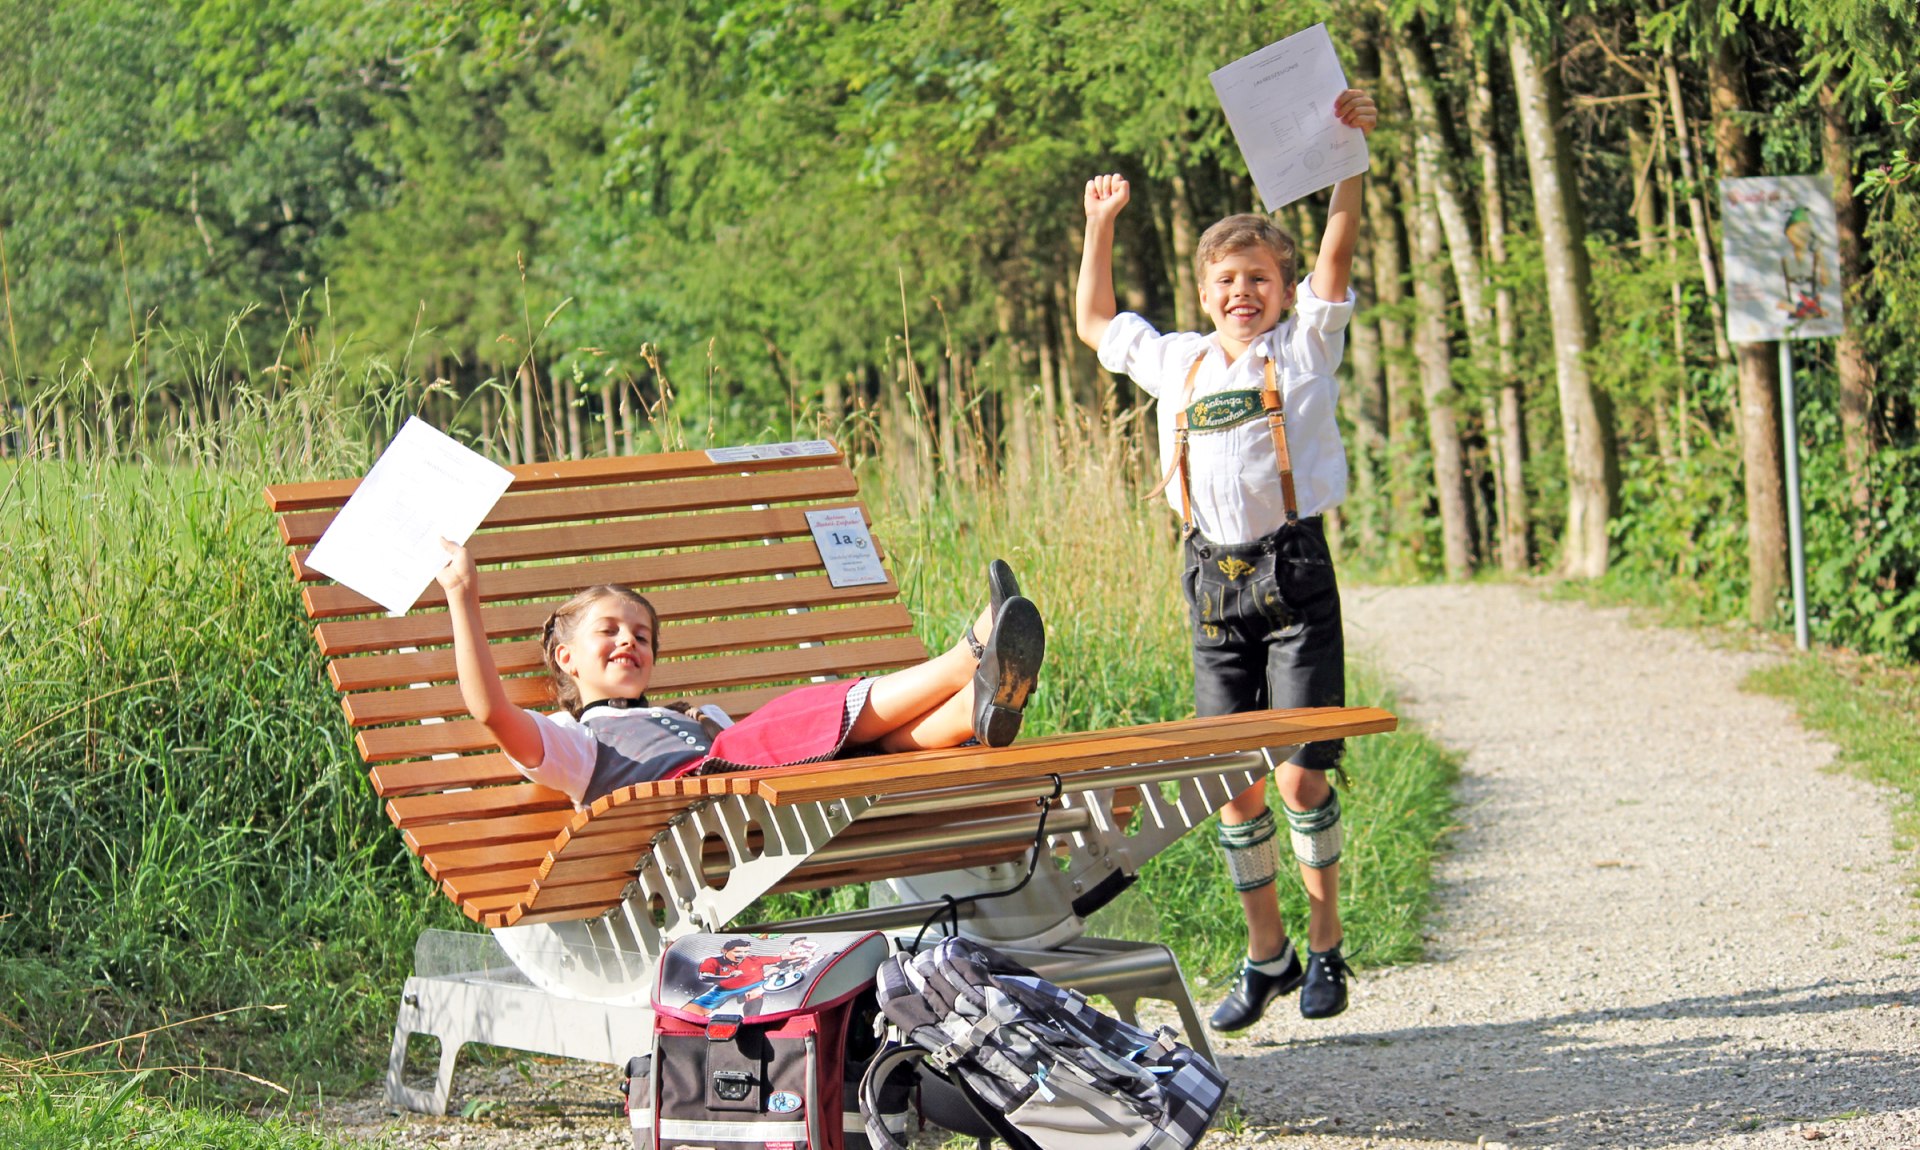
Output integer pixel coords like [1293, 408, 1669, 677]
[5, 0, 1919, 654]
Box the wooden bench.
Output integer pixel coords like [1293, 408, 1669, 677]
[266, 438, 1396, 1113]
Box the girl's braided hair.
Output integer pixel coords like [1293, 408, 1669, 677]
[541, 585, 659, 713]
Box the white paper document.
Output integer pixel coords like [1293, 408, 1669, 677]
[805, 507, 888, 588]
[306, 417, 516, 614]
[1209, 23, 1370, 211]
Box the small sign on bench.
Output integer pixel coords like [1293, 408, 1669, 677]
[805, 507, 887, 588]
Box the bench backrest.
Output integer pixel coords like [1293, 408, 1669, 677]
[266, 442, 928, 897]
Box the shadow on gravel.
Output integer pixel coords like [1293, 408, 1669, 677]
[1223, 980, 1918, 1147]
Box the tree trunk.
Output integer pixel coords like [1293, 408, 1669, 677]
[1409, 173, 1475, 580]
[1373, 153, 1419, 545]
[1166, 168, 1200, 333]
[1510, 28, 1616, 579]
[1628, 119, 1660, 255]
[1710, 39, 1787, 626]
[518, 361, 538, 464]
[1457, 5, 1531, 571]
[1396, 25, 1491, 345]
[1346, 239, 1388, 553]
[601, 378, 617, 456]
[1396, 30, 1475, 579]
[564, 373, 584, 459]
[1819, 81, 1875, 525]
[1664, 54, 1734, 368]
[1654, 86, 1693, 459]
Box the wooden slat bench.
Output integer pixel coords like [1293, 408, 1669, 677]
[266, 438, 1396, 1113]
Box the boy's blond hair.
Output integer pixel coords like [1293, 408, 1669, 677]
[1193, 214, 1299, 286]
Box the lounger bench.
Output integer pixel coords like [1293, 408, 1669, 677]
[266, 439, 1395, 1114]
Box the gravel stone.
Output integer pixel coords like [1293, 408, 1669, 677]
[307, 583, 1920, 1149]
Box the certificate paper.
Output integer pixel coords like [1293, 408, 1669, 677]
[1209, 23, 1370, 211]
[306, 417, 516, 614]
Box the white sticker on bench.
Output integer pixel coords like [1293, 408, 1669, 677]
[704, 439, 836, 463]
[806, 508, 888, 588]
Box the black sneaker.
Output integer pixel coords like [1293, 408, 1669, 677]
[1299, 944, 1352, 1019]
[1208, 942, 1304, 1032]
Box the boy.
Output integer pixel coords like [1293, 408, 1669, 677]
[1073, 88, 1377, 1030]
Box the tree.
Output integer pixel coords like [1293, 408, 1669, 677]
[1510, 24, 1617, 578]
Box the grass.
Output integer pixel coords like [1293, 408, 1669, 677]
[0, 385, 1459, 1140]
[0, 1071, 349, 1150]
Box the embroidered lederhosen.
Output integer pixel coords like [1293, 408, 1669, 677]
[1146, 353, 1299, 535]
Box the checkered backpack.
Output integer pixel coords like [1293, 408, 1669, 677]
[858, 938, 1226, 1150]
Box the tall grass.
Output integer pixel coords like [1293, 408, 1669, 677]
[1, 339, 1456, 1120]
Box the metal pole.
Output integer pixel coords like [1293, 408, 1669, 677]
[1778, 340, 1810, 650]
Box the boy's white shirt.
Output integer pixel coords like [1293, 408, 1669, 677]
[1098, 277, 1355, 545]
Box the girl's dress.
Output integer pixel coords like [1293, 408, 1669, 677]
[508, 679, 875, 807]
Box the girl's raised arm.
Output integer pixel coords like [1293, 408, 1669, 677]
[436, 538, 547, 767]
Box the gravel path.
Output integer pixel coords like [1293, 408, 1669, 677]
[312, 583, 1920, 1150]
[1213, 583, 1920, 1150]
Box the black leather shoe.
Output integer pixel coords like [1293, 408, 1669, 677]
[1208, 942, 1304, 1032]
[970, 595, 1045, 746]
[964, 559, 1024, 658]
[1299, 944, 1352, 1019]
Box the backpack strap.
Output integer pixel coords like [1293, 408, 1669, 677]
[858, 1044, 925, 1150]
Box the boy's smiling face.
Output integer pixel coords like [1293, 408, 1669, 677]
[1200, 245, 1294, 358]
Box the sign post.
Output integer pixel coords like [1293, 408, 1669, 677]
[1719, 175, 1845, 650]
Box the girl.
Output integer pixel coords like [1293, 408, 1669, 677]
[434, 540, 1046, 808]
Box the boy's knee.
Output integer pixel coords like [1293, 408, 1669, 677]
[1276, 762, 1331, 809]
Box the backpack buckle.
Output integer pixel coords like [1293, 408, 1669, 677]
[705, 1013, 743, 1041]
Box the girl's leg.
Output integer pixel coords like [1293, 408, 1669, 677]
[843, 604, 992, 746]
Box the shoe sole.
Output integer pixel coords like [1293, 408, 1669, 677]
[975, 597, 1045, 747]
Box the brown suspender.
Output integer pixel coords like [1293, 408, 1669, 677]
[1145, 352, 1299, 531]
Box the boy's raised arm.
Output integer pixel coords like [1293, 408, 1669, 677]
[1308, 89, 1378, 305]
[1075, 173, 1131, 351]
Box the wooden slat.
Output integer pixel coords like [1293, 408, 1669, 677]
[369, 753, 524, 797]
[329, 602, 916, 692]
[279, 465, 860, 545]
[402, 809, 575, 854]
[423, 838, 556, 882]
[745, 708, 1399, 805]
[385, 782, 575, 829]
[344, 636, 930, 729]
[483, 875, 636, 927]
[440, 866, 541, 905]
[294, 503, 864, 594]
[310, 545, 862, 654]
[263, 444, 846, 512]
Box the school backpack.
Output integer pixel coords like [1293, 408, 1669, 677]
[627, 930, 892, 1150]
[857, 937, 1228, 1150]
